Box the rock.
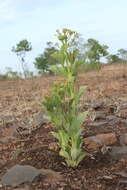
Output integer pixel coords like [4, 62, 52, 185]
[10, 148, 23, 160]
[84, 136, 104, 150]
[12, 112, 50, 138]
[40, 169, 63, 184]
[91, 100, 104, 110]
[96, 133, 117, 145]
[88, 115, 119, 128]
[84, 133, 117, 151]
[108, 105, 117, 114]
[1, 125, 18, 140]
[12, 129, 21, 138]
[117, 104, 127, 111]
[106, 115, 119, 125]
[116, 109, 127, 118]
[89, 121, 108, 128]
[109, 146, 127, 160]
[0, 125, 20, 143]
[0, 137, 10, 143]
[1, 165, 63, 187]
[119, 133, 127, 146]
[0, 115, 15, 125]
[90, 111, 106, 121]
[33, 111, 49, 126]
[0, 159, 6, 167]
[121, 119, 127, 126]
[1, 165, 42, 187]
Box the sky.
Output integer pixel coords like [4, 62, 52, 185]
[0, 0, 127, 73]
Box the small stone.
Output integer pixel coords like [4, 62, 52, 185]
[89, 121, 108, 128]
[10, 148, 23, 160]
[84, 136, 104, 150]
[106, 115, 119, 125]
[40, 169, 63, 184]
[84, 133, 117, 151]
[0, 159, 6, 166]
[96, 133, 117, 145]
[1, 125, 18, 140]
[116, 109, 127, 118]
[121, 119, 127, 126]
[33, 111, 49, 126]
[0, 115, 15, 123]
[91, 111, 106, 121]
[119, 133, 127, 146]
[1, 165, 42, 187]
[91, 100, 104, 110]
[109, 146, 127, 160]
[117, 104, 127, 111]
[0, 137, 10, 143]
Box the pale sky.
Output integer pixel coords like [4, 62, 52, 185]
[0, 0, 127, 73]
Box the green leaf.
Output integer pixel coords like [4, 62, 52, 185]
[70, 111, 88, 132]
[78, 86, 87, 98]
[59, 149, 70, 159]
[76, 152, 86, 165]
[59, 130, 69, 147]
[51, 131, 59, 139]
[50, 65, 64, 75]
[71, 147, 80, 160]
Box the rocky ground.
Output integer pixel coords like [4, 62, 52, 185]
[0, 64, 127, 189]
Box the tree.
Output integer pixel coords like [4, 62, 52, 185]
[12, 39, 32, 78]
[34, 42, 58, 74]
[84, 38, 109, 68]
[117, 49, 127, 61]
[106, 54, 121, 64]
[5, 67, 22, 79]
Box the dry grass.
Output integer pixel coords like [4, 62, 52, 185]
[0, 64, 127, 121]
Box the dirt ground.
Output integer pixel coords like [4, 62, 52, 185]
[0, 64, 127, 190]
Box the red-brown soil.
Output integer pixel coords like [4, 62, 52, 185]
[0, 64, 127, 189]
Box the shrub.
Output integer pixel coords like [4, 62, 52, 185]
[43, 29, 88, 168]
[0, 74, 8, 80]
[79, 62, 102, 72]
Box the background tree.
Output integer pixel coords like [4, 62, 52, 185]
[12, 39, 32, 78]
[5, 67, 22, 79]
[117, 49, 127, 61]
[34, 42, 58, 74]
[106, 54, 121, 64]
[84, 38, 109, 69]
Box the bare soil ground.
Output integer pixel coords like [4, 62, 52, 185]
[1, 64, 127, 190]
